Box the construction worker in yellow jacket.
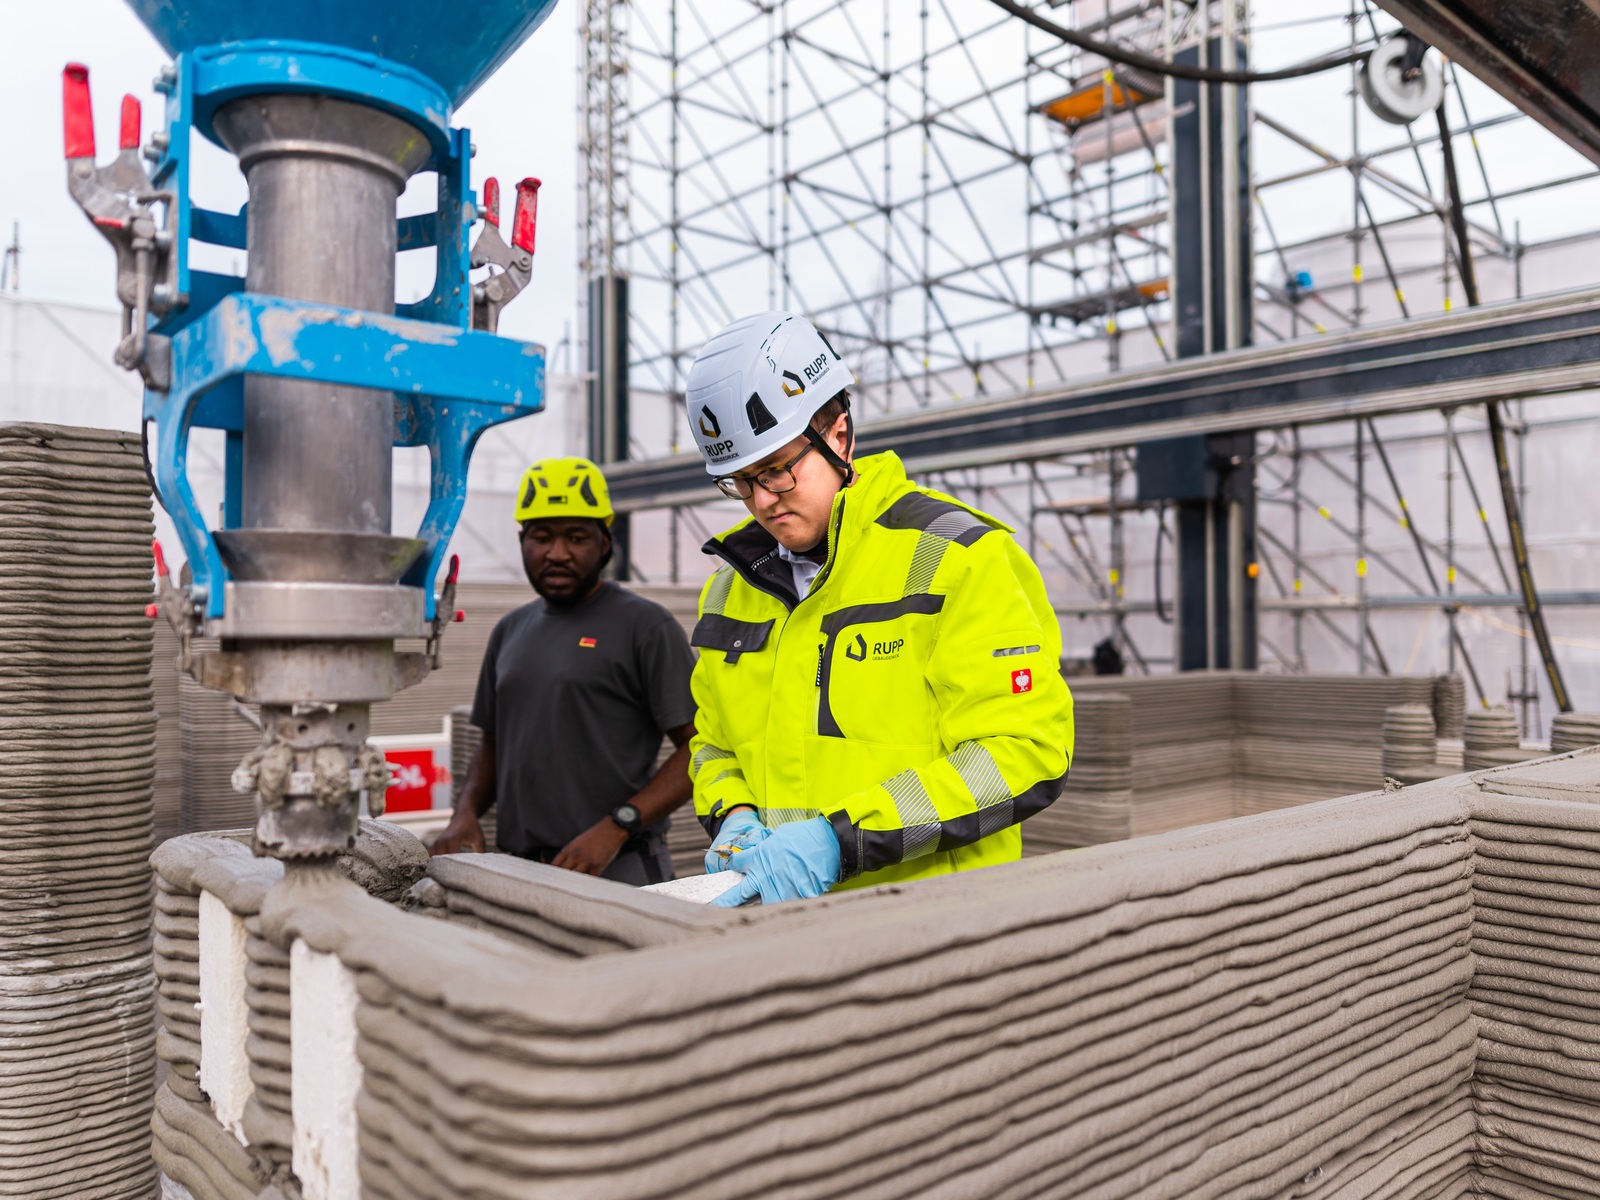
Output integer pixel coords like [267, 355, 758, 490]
[685, 312, 1074, 907]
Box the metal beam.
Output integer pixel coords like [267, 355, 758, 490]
[605, 286, 1600, 510]
[1373, 0, 1600, 168]
[1053, 590, 1600, 617]
[1265, 591, 1600, 611]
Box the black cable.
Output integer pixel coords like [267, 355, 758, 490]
[1436, 102, 1571, 713]
[140, 419, 168, 516]
[1153, 501, 1172, 624]
[986, 0, 1373, 84]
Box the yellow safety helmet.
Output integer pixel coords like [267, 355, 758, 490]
[514, 457, 614, 526]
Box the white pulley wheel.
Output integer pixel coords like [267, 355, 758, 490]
[1359, 37, 1444, 125]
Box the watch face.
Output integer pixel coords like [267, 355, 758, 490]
[616, 804, 640, 827]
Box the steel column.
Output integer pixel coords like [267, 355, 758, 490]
[587, 272, 631, 576]
[1143, 34, 1255, 672]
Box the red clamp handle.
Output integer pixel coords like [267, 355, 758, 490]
[119, 95, 141, 151]
[481, 177, 500, 228]
[511, 177, 541, 255]
[63, 64, 95, 160]
[446, 553, 460, 585]
[151, 538, 169, 580]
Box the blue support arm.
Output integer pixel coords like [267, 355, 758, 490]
[147, 292, 544, 618]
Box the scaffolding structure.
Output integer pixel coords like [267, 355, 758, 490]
[578, 0, 1600, 731]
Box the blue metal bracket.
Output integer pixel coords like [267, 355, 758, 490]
[394, 125, 474, 330]
[149, 293, 543, 620]
[190, 206, 247, 250]
[150, 46, 478, 337]
[188, 41, 455, 162]
[137, 42, 533, 627]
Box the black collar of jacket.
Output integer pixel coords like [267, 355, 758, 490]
[704, 522, 800, 610]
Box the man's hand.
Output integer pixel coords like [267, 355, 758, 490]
[704, 807, 768, 874]
[712, 816, 842, 907]
[552, 816, 629, 876]
[430, 811, 486, 857]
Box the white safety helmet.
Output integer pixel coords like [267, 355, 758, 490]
[685, 312, 855, 477]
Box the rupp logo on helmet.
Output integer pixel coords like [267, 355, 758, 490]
[685, 313, 856, 481]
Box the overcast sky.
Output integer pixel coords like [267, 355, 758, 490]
[2, 0, 582, 359]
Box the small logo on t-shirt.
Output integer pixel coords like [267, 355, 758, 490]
[1012, 669, 1032, 694]
[578, 636, 597, 648]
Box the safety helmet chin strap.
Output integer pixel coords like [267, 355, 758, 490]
[800, 394, 856, 487]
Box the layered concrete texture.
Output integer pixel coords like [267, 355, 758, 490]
[1028, 671, 1461, 850]
[150, 824, 426, 1200]
[149, 747, 1600, 1198]
[0, 424, 158, 1198]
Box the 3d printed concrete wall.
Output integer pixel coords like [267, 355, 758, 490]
[1029, 671, 1465, 850]
[0, 424, 158, 1199]
[151, 749, 1600, 1198]
[152, 826, 425, 1198]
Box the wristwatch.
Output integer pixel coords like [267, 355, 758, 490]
[609, 803, 643, 834]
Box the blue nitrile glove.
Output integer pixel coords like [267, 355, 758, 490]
[704, 808, 770, 875]
[711, 816, 842, 907]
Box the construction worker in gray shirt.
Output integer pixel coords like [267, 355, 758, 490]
[432, 458, 698, 885]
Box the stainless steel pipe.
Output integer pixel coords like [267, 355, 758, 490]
[215, 94, 430, 537]
[210, 95, 432, 857]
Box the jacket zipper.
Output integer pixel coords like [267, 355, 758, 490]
[706, 541, 797, 612]
[807, 497, 849, 599]
[709, 495, 851, 701]
[805, 499, 851, 718]
[707, 491, 849, 615]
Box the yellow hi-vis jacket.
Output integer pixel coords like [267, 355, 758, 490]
[688, 451, 1075, 889]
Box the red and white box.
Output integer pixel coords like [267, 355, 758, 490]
[368, 720, 453, 815]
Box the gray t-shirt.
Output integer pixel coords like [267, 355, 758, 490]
[470, 583, 696, 857]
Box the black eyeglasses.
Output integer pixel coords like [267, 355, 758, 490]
[713, 441, 815, 500]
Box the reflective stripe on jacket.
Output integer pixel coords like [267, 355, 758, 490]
[688, 451, 1075, 890]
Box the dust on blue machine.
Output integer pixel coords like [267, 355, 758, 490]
[62, 0, 560, 858]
